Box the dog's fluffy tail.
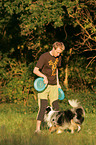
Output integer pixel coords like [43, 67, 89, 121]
[68, 99, 85, 116]
[68, 99, 80, 108]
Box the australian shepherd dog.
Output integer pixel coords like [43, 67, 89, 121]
[44, 100, 85, 134]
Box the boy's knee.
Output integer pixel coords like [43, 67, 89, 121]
[37, 99, 48, 121]
[52, 100, 59, 111]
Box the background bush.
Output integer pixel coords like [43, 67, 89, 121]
[0, 52, 37, 104]
[0, 0, 95, 114]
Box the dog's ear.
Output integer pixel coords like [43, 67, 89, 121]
[45, 106, 51, 114]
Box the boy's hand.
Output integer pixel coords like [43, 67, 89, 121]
[43, 76, 48, 87]
[57, 84, 61, 89]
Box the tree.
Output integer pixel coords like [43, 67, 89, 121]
[64, 0, 96, 67]
[60, 0, 96, 89]
[0, 0, 95, 92]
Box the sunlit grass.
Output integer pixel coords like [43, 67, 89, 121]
[0, 103, 96, 145]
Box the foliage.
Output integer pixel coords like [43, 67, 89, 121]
[59, 55, 96, 91]
[1, 0, 95, 58]
[63, 0, 96, 66]
[0, 0, 64, 53]
[0, 0, 96, 104]
[0, 51, 37, 103]
[68, 57, 95, 91]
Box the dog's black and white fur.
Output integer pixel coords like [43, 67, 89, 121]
[44, 100, 85, 134]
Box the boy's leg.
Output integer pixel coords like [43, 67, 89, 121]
[49, 85, 59, 109]
[35, 120, 41, 133]
[37, 99, 48, 121]
[35, 99, 48, 132]
[52, 99, 59, 111]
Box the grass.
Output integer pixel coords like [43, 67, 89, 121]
[0, 90, 96, 145]
[0, 103, 96, 145]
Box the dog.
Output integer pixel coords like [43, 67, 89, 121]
[44, 100, 85, 134]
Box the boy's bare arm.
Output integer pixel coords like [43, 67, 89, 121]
[56, 69, 61, 88]
[33, 67, 48, 85]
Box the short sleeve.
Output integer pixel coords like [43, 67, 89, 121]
[36, 54, 45, 69]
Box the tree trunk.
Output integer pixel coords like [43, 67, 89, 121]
[63, 48, 72, 90]
[64, 64, 68, 90]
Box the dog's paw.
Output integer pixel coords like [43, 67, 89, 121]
[77, 125, 81, 132]
[56, 129, 63, 134]
[49, 126, 56, 133]
[49, 127, 52, 132]
[71, 130, 74, 134]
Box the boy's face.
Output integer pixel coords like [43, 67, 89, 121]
[53, 47, 63, 57]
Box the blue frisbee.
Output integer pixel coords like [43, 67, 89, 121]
[34, 77, 46, 92]
[58, 88, 65, 100]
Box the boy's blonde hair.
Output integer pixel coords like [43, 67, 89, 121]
[53, 42, 65, 51]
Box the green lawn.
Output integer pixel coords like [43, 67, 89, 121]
[0, 103, 96, 145]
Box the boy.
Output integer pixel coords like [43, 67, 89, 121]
[33, 42, 65, 133]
